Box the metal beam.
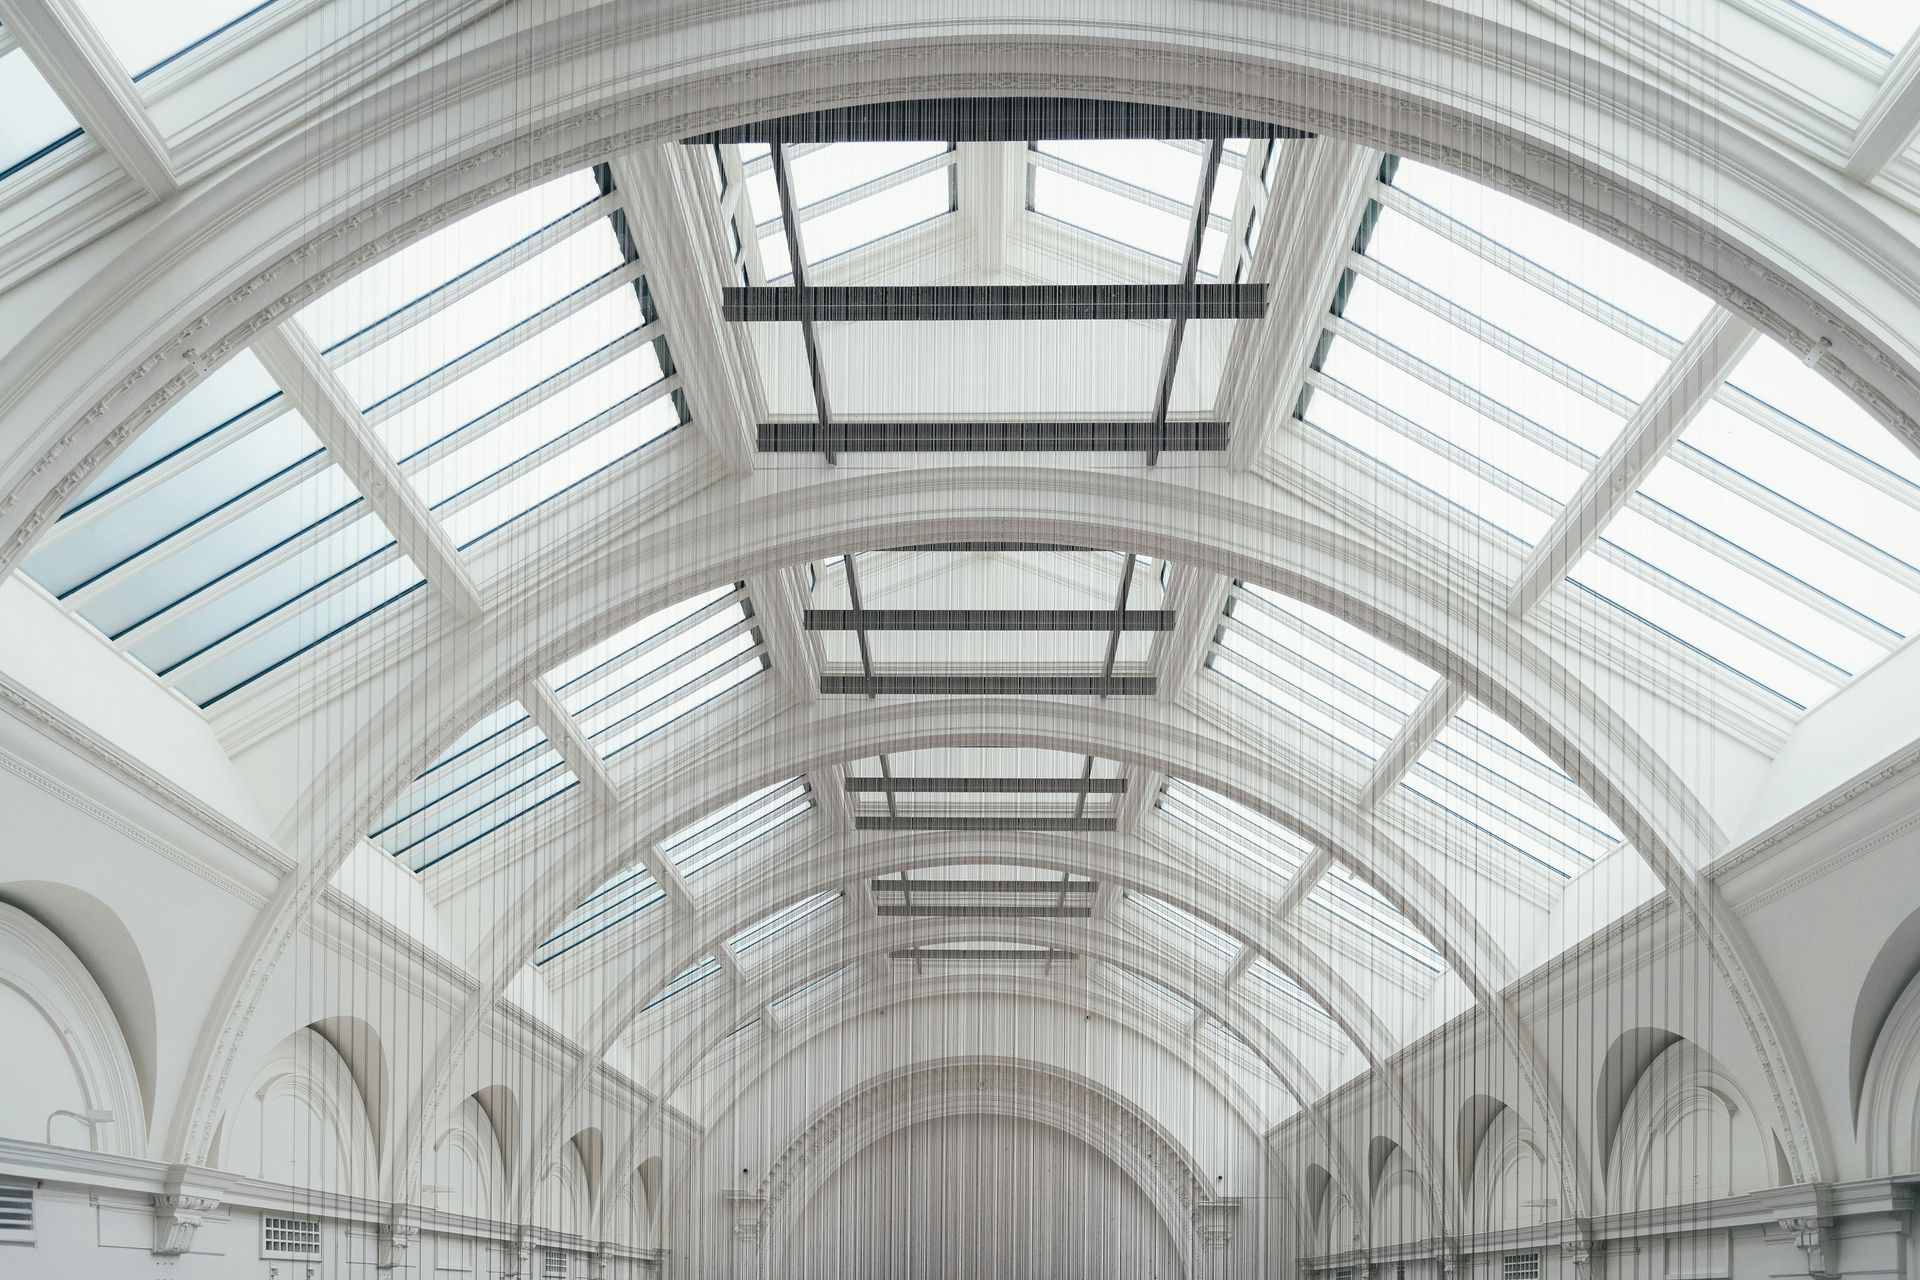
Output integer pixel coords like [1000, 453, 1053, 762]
[844, 776, 1127, 794]
[770, 143, 837, 464]
[877, 904, 1095, 918]
[806, 608, 1175, 631]
[1506, 308, 1757, 617]
[854, 815, 1120, 832]
[0, 0, 176, 197]
[682, 98, 1314, 145]
[1147, 138, 1225, 465]
[756, 420, 1228, 452]
[888, 946, 1076, 962]
[724, 284, 1265, 322]
[251, 324, 484, 619]
[821, 674, 1155, 696]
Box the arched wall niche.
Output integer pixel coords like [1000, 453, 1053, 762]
[0, 881, 156, 1129]
[1369, 1144, 1434, 1250]
[1455, 1094, 1508, 1195]
[309, 1014, 389, 1171]
[428, 1094, 506, 1221]
[635, 1155, 664, 1247]
[1466, 1107, 1554, 1234]
[531, 1137, 589, 1236]
[1858, 968, 1920, 1175]
[1852, 906, 1920, 1122]
[0, 901, 147, 1156]
[1603, 1039, 1775, 1213]
[472, 1083, 521, 1192]
[217, 1025, 378, 1194]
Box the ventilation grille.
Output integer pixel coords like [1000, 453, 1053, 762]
[1503, 1253, 1542, 1280]
[0, 1184, 32, 1237]
[263, 1216, 321, 1258]
[543, 1247, 569, 1278]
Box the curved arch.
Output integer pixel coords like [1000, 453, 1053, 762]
[1851, 905, 1920, 1122]
[1858, 967, 1920, 1175]
[681, 970, 1284, 1152]
[217, 1025, 377, 1194]
[0, 881, 157, 1132]
[7, 3, 1920, 582]
[309, 1014, 390, 1172]
[1466, 1107, 1554, 1235]
[1603, 1038, 1775, 1213]
[428, 1094, 506, 1220]
[92, 40, 1838, 1202]
[220, 467, 1801, 1209]
[0, 901, 147, 1156]
[625, 914, 1362, 1238]
[750, 1059, 1213, 1275]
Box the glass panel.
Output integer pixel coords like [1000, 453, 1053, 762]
[1127, 892, 1237, 962]
[70, 351, 281, 503]
[1211, 583, 1441, 763]
[299, 171, 604, 353]
[1387, 162, 1713, 338]
[546, 586, 764, 760]
[1400, 698, 1623, 877]
[540, 864, 665, 964]
[72, 0, 275, 77]
[0, 41, 82, 178]
[662, 778, 813, 880]
[1784, 0, 1917, 53]
[640, 956, 722, 1014]
[728, 892, 840, 955]
[372, 701, 579, 872]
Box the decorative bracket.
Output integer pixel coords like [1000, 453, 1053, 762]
[1192, 1197, 1241, 1248]
[723, 1188, 769, 1240]
[1780, 1215, 1839, 1279]
[376, 1205, 420, 1271]
[151, 1164, 226, 1256]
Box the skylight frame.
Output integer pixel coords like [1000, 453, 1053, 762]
[0, 33, 84, 182]
[1306, 159, 1919, 712]
[734, 141, 960, 284]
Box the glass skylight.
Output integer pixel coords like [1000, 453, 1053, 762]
[304, 167, 685, 553]
[810, 549, 1166, 675]
[728, 891, 841, 957]
[373, 700, 579, 873]
[1783, 0, 1919, 54]
[1247, 957, 1333, 1019]
[1210, 584, 1441, 762]
[640, 955, 723, 1014]
[20, 377, 421, 708]
[1570, 336, 1920, 709]
[1027, 139, 1263, 280]
[1398, 697, 1623, 877]
[1127, 891, 1238, 966]
[537, 863, 663, 965]
[1155, 780, 1444, 971]
[542, 585, 766, 760]
[662, 778, 814, 880]
[1122, 969, 1196, 1019]
[735, 141, 956, 281]
[72, 0, 275, 78]
[0, 35, 82, 179]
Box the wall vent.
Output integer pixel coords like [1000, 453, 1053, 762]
[1503, 1253, 1542, 1279]
[543, 1247, 569, 1277]
[0, 1183, 33, 1241]
[262, 1215, 322, 1260]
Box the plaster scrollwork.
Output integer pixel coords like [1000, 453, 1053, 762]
[1779, 1216, 1838, 1279]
